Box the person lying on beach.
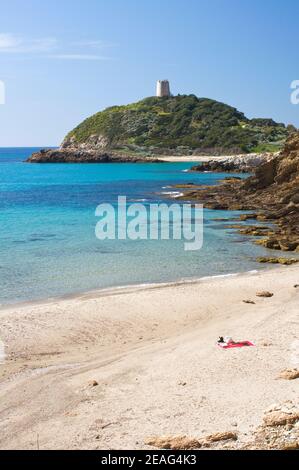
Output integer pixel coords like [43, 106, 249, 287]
[217, 336, 255, 349]
[218, 336, 234, 346]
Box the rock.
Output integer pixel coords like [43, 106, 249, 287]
[89, 380, 99, 387]
[256, 257, 299, 265]
[281, 442, 299, 450]
[239, 214, 259, 221]
[243, 300, 255, 304]
[27, 148, 163, 164]
[177, 132, 299, 254]
[145, 431, 238, 450]
[263, 411, 299, 427]
[278, 369, 299, 380]
[256, 291, 274, 298]
[236, 401, 299, 449]
[145, 436, 202, 450]
[278, 239, 299, 251]
[190, 153, 277, 174]
[204, 431, 238, 443]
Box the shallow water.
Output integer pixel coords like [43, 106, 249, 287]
[0, 148, 284, 304]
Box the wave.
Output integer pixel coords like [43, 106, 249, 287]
[161, 191, 184, 198]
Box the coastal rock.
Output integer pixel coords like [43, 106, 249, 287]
[145, 431, 237, 450]
[89, 380, 99, 387]
[246, 402, 299, 449]
[61, 134, 110, 151]
[204, 431, 238, 443]
[256, 257, 299, 265]
[145, 436, 202, 450]
[178, 132, 299, 253]
[256, 291, 274, 298]
[190, 153, 278, 173]
[27, 148, 162, 164]
[263, 411, 299, 427]
[278, 369, 299, 380]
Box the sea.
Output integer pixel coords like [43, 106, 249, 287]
[0, 147, 289, 305]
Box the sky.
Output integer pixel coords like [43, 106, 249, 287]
[0, 0, 299, 146]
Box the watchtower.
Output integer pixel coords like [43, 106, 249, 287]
[156, 80, 171, 98]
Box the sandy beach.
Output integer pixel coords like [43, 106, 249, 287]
[157, 155, 255, 162]
[157, 155, 222, 162]
[0, 265, 298, 450]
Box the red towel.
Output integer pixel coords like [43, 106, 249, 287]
[218, 341, 255, 349]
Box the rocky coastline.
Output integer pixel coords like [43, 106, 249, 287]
[26, 148, 163, 163]
[176, 132, 299, 259]
[189, 152, 278, 173]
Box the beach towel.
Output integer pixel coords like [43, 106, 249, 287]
[218, 341, 255, 349]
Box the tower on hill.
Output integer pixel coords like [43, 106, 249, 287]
[156, 80, 171, 98]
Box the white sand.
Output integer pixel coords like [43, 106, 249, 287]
[157, 154, 255, 162]
[158, 156, 220, 162]
[0, 265, 298, 450]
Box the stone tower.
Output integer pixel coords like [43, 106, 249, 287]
[156, 80, 171, 98]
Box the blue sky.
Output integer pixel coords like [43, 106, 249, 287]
[0, 0, 298, 146]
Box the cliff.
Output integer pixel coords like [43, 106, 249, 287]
[27, 95, 291, 163]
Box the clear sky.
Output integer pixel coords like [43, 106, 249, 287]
[0, 0, 298, 146]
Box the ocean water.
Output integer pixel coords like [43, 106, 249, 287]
[0, 148, 283, 304]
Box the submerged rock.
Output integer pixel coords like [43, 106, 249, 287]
[145, 435, 202, 450]
[256, 257, 298, 265]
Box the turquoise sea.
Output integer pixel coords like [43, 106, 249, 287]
[0, 148, 284, 305]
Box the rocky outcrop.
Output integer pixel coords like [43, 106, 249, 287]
[145, 432, 238, 450]
[248, 402, 299, 450]
[27, 148, 162, 163]
[278, 369, 299, 380]
[190, 153, 278, 173]
[178, 132, 299, 253]
[145, 403, 299, 450]
[61, 134, 110, 151]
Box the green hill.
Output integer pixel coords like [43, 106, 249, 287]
[63, 95, 291, 155]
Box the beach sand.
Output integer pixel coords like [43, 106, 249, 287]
[157, 156, 220, 162]
[0, 265, 298, 450]
[157, 155, 249, 162]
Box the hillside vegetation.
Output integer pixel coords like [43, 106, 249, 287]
[64, 95, 291, 155]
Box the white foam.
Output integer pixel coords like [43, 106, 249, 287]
[85, 269, 261, 298]
[161, 191, 184, 197]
